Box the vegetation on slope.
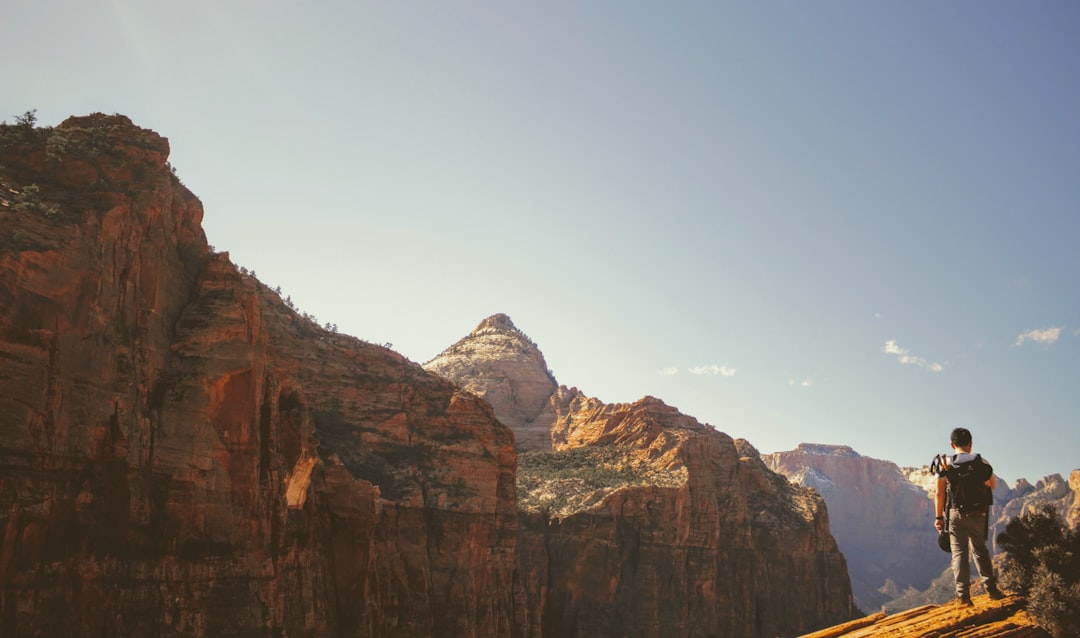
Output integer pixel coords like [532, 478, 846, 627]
[516, 444, 686, 517]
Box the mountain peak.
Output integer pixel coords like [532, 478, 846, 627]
[473, 313, 517, 334]
[424, 315, 558, 449]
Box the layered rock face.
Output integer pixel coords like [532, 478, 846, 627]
[763, 445, 941, 612]
[428, 316, 855, 637]
[1066, 470, 1080, 529]
[987, 470, 1080, 537]
[0, 115, 517, 637]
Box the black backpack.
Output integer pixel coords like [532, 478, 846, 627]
[942, 454, 993, 513]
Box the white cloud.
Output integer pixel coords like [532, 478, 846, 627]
[688, 364, 736, 377]
[657, 367, 679, 376]
[881, 340, 944, 372]
[882, 340, 907, 355]
[788, 379, 814, 387]
[1013, 327, 1062, 347]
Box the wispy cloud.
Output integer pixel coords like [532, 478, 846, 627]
[883, 340, 906, 356]
[657, 367, 679, 376]
[1013, 327, 1062, 347]
[688, 364, 737, 377]
[788, 378, 814, 388]
[881, 340, 944, 372]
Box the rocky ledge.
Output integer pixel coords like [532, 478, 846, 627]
[801, 594, 1048, 638]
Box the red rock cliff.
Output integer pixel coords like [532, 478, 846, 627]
[0, 115, 517, 637]
[523, 398, 853, 637]
[428, 316, 856, 637]
[763, 444, 942, 612]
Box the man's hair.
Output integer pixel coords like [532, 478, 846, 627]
[951, 427, 973, 448]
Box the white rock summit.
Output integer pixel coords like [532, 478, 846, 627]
[423, 314, 561, 450]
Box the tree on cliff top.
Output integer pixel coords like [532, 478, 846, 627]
[14, 109, 38, 127]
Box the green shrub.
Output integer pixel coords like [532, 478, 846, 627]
[11, 183, 58, 217]
[1028, 565, 1080, 638]
[997, 504, 1071, 594]
[44, 131, 71, 160]
[997, 504, 1080, 637]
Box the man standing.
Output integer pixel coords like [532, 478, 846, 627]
[934, 427, 1005, 606]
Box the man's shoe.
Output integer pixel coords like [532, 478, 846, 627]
[986, 585, 1005, 600]
[957, 595, 974, 607]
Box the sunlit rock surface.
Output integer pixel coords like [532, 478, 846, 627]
[424, 313, 558, 451]
[764, 444, 941, 612]
[430, 316, 855, 637]
[800, 594, 1049, 638]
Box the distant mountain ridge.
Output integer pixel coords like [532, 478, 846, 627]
[763, 444, 941, 612]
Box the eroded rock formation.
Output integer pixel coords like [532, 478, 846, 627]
[424, 314, 557, 451]
[427, 315, 855, 637]
[763, 444, 941, 612]
[988, 471, 1080, 537]
[0, 114, 517, 637]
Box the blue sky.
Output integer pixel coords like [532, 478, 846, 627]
[4, 2, 1078, 484]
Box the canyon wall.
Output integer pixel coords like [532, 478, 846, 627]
[763, 445, 941, 612]
[427, 317, 855, 637]
[0, 114, 517, 637]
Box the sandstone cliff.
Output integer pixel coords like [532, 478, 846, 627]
[985, 470, 1080, 537]
[799, 594, 1049, 638]
[763, 444, 941, 612]
[427, 315, 855, 637]
[0, 115, 517, 637]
